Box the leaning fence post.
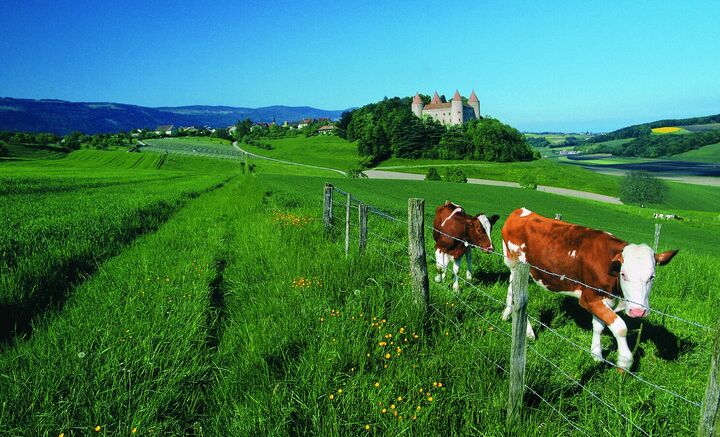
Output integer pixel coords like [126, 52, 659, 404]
[507, 262, 530, 427]
[359, 203, 368, 255]
[408, 198, 429, 313]
[345, 193, 351, 256]
[654, 223, 662, 252]
[323, 184, 333, 233]
[699, 323, 720, 437]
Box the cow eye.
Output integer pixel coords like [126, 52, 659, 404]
[649, 275, 655, 281]
[621, 272, 627, 280]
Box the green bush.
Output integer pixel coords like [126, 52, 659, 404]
[346, 167, 368, 178]
[0, 143, 8, 157]
[425, 167, 441, 181]
[443, 166, 467, 183]
[519, 173, 537, 190]
[620, 171, 668, 204]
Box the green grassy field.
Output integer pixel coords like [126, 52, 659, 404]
[1, 147, 718, 435]
[524, 133, 592, 145]
[671, 142, 720, 162]
[378, 157, 622, 197]
[241, 135, 360, 169]
[1, 142, 69, 160]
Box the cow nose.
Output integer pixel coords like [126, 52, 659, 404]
[628, 308, 647, 318]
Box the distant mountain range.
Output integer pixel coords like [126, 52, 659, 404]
[0, 98, 347, 135]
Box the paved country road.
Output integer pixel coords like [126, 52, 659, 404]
[233, 143, 623, 205]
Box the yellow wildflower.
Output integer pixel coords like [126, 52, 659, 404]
[374, 382, 380, 388]
[365, 424, 371, 431]
[337, 389, 343, 394]
[428, 396, 433, 402]
[381, 408, 387, 413]
[94, 426, 101, 432]
[385, 353, 391, 359]
[132, 428, 137, 434]
[390, 404, 396, 409]
[329, 394, 335, 400]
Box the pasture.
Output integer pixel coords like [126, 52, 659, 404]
[240, 135, 360, 170]
[671, 142, 720, 163]
[1, 147, 718, 435]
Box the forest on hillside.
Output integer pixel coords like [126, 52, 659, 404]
[336, 96, 535, 164]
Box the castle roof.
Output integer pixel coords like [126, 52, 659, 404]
[452, 89, 462, 101]
[468, 90, 478, 102]
[412, 93, 422, 104]
[431, 92, 441, 104]
[423, 103, 452, 110]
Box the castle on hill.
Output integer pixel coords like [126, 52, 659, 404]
[411, 89, 480, 126]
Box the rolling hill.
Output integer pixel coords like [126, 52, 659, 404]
[0, 97, 346, 135]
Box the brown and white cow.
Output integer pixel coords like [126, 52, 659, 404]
[501, 207, 678, 370]
[433, 201, 499, 291]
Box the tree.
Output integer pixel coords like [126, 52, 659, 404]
[425, 167, 441, 181]
[0, 143, 9, 157]
[443, 166, 467, 183]
[63, 131, 84, 150]
[518, 173, 537, 189]
[619, 171, 668, 204]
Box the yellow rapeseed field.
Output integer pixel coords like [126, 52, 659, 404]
[651, 126, 681, 134]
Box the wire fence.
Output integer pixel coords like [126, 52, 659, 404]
[324, 184, 718, 433]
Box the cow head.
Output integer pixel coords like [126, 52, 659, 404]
[609, 244, 678, 318]
[467, 214, 500, 252]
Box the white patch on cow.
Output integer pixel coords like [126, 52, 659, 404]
[441, 207, 463, 227]
[519, 207, 532, 217]
[534, 279, 549, 290]
[591, 316, 605, 361]
[604, 231, 613, 236]
[506, 240, 527, 263]
[477, 214, 492, 240]
[569, 250, 577, 258]
[608, 317, 633, 370]
[558, 289, 582, 299]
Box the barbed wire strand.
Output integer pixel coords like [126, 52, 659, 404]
[430, 303, 590, 436]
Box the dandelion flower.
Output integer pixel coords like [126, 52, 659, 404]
[412, 415, 417, 420]
[397, 396, 403, 401]
[329, 394, 335, 400]
[390, 404, 396, 410]
[364, 424, 370, 431]
[419, 388, 423, 393]
[416, 405, 422, 410]
[132, 428, 137, 434]
[385, 353, 391, 359]
[428, 396, 433, 402]
[374, 382, 380, 388]
[438, 382, 443, 388]
[337, 389, 343, 394]
[94, 425, 101, 432]
[59, 434, 64, 437]
[433, 382, 438, 387]
[381, 408, 387, 413]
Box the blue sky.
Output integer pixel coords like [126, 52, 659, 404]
[1, 0, 718, 131]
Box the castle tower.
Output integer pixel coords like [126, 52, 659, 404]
[451, 89, 463, 125]
[412, 93, 424, 117]
[431, 91, 441, 104]
[468, 89, 480, 119]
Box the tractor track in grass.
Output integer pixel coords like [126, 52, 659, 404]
[0, 177, 233, 348]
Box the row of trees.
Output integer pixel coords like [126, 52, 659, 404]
[0, 130, 134, 151]
[589, 114, 720, 143]
[337, 96, 536, 164]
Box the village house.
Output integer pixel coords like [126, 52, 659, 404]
[317, 125, 337, 135]
[154, 125, 177, 136]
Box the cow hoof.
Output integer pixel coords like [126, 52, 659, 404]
[434, 274, 442, 283]
[617, 356, 633, 371]
[501, 307, 512, 321]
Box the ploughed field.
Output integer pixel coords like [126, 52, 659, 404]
[1, 147, 718, 435]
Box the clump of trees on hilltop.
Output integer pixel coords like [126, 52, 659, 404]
[336, 96, 535, 165]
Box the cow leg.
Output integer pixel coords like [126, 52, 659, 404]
[591, 316, 605, 362]
[502, 269, 514, 321]
[452, 258, 461, 291]
[465, 249, 472, 281]
[582, 296, 633, 370]
[434, 249, 445, 283]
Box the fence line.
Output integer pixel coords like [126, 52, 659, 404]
[430, 303, 591, 436]
[324, 184, 717, 434]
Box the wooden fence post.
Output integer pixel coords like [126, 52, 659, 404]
[345, 193, 351, 256]
[323, 184, 333, 233]
[359, 203, 368, 255]
[699, 323, 720, 436]
[507, 262, 530, 427]
[408, 199, 429, 313]
[654, 223, 662, 252]
[554, 213, 562, 220]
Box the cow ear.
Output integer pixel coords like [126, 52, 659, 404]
[489, 214, 500, 226]
[655, 249, 678, 266]
[609, 252, 623, 276]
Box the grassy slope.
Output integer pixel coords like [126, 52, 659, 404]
[2, 151, 718, 435]
[671, 142, 720, 162]
[378, 157, 621, 197]
[241, 135, 360, 169]
[1, 142, 69, 160]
